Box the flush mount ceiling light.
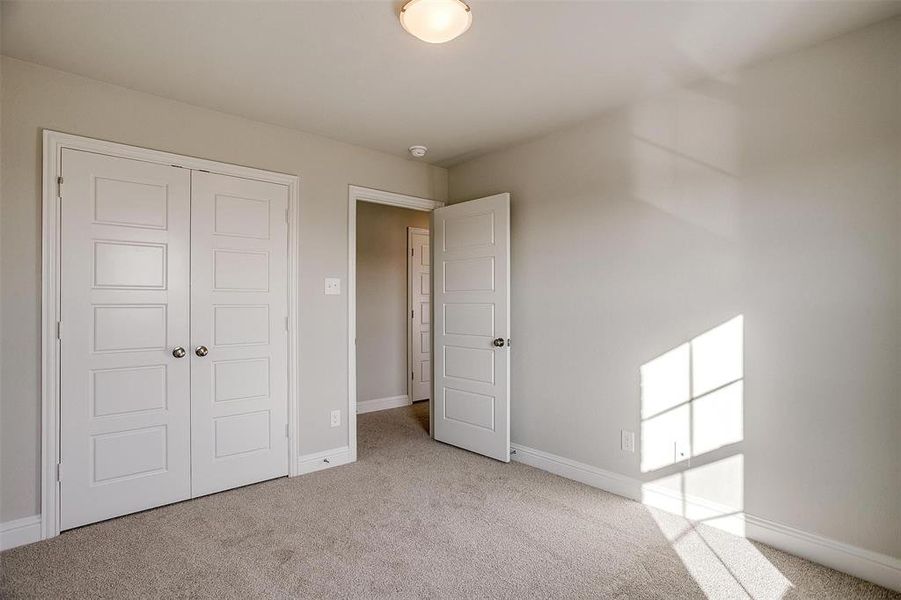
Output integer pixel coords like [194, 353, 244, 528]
[400, 0, 472, 44]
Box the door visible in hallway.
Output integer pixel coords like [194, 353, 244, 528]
[408, 227, 431, 402]
[432, 193, 511, 462]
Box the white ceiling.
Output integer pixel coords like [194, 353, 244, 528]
[2, 1, 899, 166]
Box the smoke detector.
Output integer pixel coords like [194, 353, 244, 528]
[409, 145, 428, 158]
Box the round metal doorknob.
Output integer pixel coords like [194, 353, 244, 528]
[493, 338, 506, 348]
[172, 346, 186, 358]
[195, 345, 209, 357]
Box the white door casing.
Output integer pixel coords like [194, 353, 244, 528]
[59, 149, 192, 529]
[347, 186, 445, 462]
[432, 193, 511, 462]
[190, 172, 290, 497]
[408, 227, 431, 402]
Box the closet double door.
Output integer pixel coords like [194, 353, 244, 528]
[59, 149, 289, 530]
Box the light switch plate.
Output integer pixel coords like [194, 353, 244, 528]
[325, 278, 341, 295]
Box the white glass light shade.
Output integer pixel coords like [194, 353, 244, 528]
[400, 0, 472, 44]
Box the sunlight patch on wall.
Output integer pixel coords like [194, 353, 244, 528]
[643, 455, 744, 535]
[637, 315, 791, 597]
[640, 315, 743, 473]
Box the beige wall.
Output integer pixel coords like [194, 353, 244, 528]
[0, 57, 447, 521]
[449, 17, 901, 558]
[356, 203, 429, 403]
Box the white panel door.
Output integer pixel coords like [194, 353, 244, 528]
[408, 227, 431, 402]
[190, 171, 289, 497]
[59, 149, 192, 529]
[433, 193, 510, 462]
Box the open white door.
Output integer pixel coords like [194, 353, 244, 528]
[432, 193, 510, 462]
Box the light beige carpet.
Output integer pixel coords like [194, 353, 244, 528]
[1, 402, 897, 599]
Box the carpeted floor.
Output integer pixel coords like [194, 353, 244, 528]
[1, 402, 897, 599]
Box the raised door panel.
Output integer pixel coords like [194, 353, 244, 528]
[213, 250, 270, 291]
[93, 241, 167, 288]
[93, 305, 168, 352]
[92, 365, 167, 417]
[92, 177, 168, 229]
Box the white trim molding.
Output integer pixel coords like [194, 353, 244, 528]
[41, 130, 302, 541]
[1, 515, 42, 551]
[746, 515, 901, 593]
[511, 443, 900, 593]
[347, 185, 444, 466]
[510, 443, 641, 501]
[641, 480, 747, 537]
[298, 446, 353, 475]
[349, 185, 444, 212]
[357, 395, 411, 414]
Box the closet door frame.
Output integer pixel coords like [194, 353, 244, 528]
[40, 130, 301, 540]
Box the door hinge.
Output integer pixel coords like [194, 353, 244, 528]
[56, 462, 62, 482]
[411, 248, 414, 257]
[411, 310, 414, 319]
[56, 321, 62, 340]
[412, 371, 414, 380]
[57, 176, 63, 199]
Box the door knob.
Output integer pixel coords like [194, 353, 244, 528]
[493, 338, 506, 348]
[172, 346, 186, 358]
[195, 345, 209, 357]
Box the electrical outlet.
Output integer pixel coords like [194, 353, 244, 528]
[330, 409, 341, 428]
[621, 430, 635, 453]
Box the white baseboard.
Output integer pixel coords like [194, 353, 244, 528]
[510, 443, 641, 501]
[356, 394, 410, 414]
[1, 515, 42, 551]
[746, 514, 901, 592]
[511, 443, 900, 593]
[298, 445, 353, 475]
